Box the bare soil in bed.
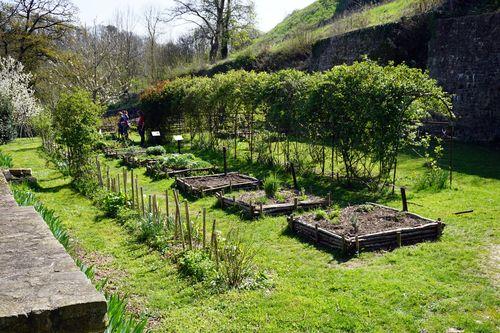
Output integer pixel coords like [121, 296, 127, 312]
[185, 174, 255, 190]
[237, 189, 322, 205]
[299, 204, 429, 237]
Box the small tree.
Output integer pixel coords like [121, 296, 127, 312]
[53, 89, 101, 194]
[0, 56, 41, 138]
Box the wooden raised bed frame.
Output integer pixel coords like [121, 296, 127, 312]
[216, 192, 331, 218]
[175, 172, 260, 197]
[288, 203, 445, 254]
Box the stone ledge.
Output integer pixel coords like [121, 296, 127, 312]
[0, 174, 107, 333]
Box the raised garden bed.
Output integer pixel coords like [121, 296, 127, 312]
[288, 203, 445, 254]
[216, 189, 330, 218]
[175, 172, 260, 197]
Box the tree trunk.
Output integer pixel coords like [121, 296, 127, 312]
[220, 0, 232, 59]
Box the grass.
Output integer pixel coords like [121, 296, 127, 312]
[2, 136, 499, 332]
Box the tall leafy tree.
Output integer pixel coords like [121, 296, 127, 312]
[167, 0, 255, 62]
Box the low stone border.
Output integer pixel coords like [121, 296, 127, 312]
[175, 172, 260, 197]
[216, 192, 330, 218]
[288, 203, 445, 254]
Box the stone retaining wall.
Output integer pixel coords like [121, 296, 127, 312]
[0, 173, 107, 333]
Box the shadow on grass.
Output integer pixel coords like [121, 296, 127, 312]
[280, 226, 351, 263]
[403, 142, 500, 181]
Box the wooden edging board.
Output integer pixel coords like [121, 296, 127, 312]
[175, 172, 260, 197]
[216, 192, 330, 218]
[288, 202, 445, 254]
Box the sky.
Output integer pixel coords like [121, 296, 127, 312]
[73, 0, 317, 41]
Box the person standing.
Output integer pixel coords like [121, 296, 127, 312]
[120, 110, 130, 141]
[137, 110, 146, 147]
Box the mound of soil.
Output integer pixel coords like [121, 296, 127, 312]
[237, 189, 322, 205]
[300, 204, 429, 237]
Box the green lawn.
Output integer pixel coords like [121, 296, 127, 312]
[1, 137, 499, 332]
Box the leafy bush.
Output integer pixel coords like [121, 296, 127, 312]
[0, 150, 13, 168]
[146, 145, 166, 156]
[177, 249, 216, 282]
[263, 174, 280, 198]
[99, 192, 126, 217]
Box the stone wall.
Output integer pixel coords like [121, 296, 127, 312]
[428, 12, 500, 143]
[308, 14, 432, 71]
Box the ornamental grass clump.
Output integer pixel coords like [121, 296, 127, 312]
[0, 149, 13, 168]
[263, 174, 280, 198]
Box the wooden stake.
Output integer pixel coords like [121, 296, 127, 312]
[211, 219, 217, 259]
[184, 201, 193, 250]
[95, 156, 103, 187]
[165, 189, 170, 218]
[202, 207, 206, 248]
[148, 194, 152, 214]
[140, 187, 145, 217]
[123, 169, 127, 199]
[327, 192, 331, 206]
[106, 166, 110, 190]
[294, 197, 298, 210]
[400, 187, 408, 212]
[135, 177, 139, 212]
[130, 169, 135, 208]
[117, 174, 121, 194]
[355, 235, 360, 254]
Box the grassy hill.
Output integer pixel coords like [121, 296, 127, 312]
[233, 0, 443, 58]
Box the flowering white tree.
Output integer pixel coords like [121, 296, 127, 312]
[0, 56, 42, 137]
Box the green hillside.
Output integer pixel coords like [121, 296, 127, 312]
[241, 0, 443, 56]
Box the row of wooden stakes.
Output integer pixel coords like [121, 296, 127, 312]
[95, 157, 220, 260]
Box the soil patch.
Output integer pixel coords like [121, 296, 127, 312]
[300, 204, 431, 237]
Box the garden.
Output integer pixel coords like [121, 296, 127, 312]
[1, 59, 499, 332]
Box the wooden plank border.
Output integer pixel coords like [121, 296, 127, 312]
[216, 193, 329, 218]
[288, 206, 445, 254]
[175, 173, 260, 197]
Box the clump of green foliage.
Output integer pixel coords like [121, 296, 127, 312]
[177, 249, 216, 282]
[0, 149, 13, 168]
[146, 145, 166, 156]
[136, 213, 172, 251]
[97, 191, 126, 218]
[263, 174, 280, 198]
[314, 210, 328, 221]
[160, 153, 211, 169]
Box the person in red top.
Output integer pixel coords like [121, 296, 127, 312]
[137, 110, 145, 147]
